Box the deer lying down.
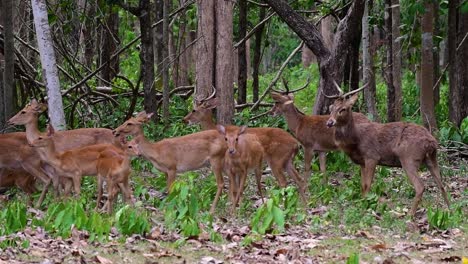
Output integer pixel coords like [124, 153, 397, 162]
[183, 92, 306, 198]
[326, 87, 450, 217]
[0, 169, 37, 197]
[113, 112, 227, 214]
[96, 142, 137, 213]
[217, 125, 264, 210]
[270, 91, 369, 178]
[30, 125, 124, 198]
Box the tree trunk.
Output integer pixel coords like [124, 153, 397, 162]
[301, 46, 316, 67]
[31, 0, 66, 130]
[162, 0, 170, 123]
[2, 0, 16, 128]
[421, 1, 437, 131]
[252, 5, 266, 103]
[99, 10, 119, 85]
[391, 0, 402, 121]
[448, 0, 461, 126]
[195, 0, 215, 102]
[458, 4, 468, 123]
[433, 1, 440, 104]
[237, 0, 248, 104]
[264, 0, 366, 115]
[215, 0, 234, 124]
[384, 0, 395, 122]
[321, 16, 334, 51]
[362, 0, 379, 122]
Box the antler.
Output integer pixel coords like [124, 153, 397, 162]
[342, 82, 368, 98]
[271, 76, 311, 94]
[195, 85, 217, 104]
[322, 80, 368, 99]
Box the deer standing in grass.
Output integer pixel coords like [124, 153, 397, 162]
[270, 85, 369, 179]
[30, 125, 125, 198]
[325, 85, 450, 217]
[96, 141, 137, 213]
[183, 90, 306, 199]
[8, 99, 122, 204]
[217, 125, 265, 210]
[113, 112, 228, 213]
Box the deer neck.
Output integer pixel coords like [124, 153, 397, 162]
[335, 114, 358, 144]
[200, 112, 217, 130]
[282, 104, 304, 135]
[37, 141, 62, 168]
[134, 134, 154, 158]
[24, 117, 41, 143]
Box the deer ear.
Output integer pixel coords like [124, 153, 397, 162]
[347, 94, 359, 106]
[216, 124, 226, 135]
[270, 92, 282, 102]
[46, 124, 55, 136]
[203, 98, 219, 109]
[239, 125, 247, 135]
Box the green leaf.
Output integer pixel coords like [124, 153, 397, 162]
[272, 206, 285, 231]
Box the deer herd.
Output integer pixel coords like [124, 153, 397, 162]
[0, 84, 450, 218]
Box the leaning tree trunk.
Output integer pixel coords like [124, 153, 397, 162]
[2, 0, 16, 128]
[195, 0, 215, 102]
[362, 0, 379, 122]
[391, 0, 402, 121]
[31, 0, 66, 130]
[421, 0, 437, 131]
[237, 0, 248, 104]
[252, 5, 266, 103]
[264, 0, 366, 115]
[215, 0, 234, 124]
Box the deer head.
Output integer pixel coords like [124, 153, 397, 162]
[30, 124, 55, 148]
[324, 80, 366, 128]
[8, 99, 47, 125]
[183, 87, 218, 125]
[125, 139, 140, 157]
[216, 125, 247, 155]
[268, 76, 309, 116]
[113, 111, 154, 137]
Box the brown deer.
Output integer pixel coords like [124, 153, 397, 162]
[0, 169, 37, 196]
[217, 125, 265, 210]
[183, 90, 306, 199]
[0, 132, 53, 206]
[325, 85, 450, 217]
[8, 99, 123, 200]
[113, 111, 228, 213]
[96, 141, 137, 213]
[270, 88, 369, 178]
[30, 125, 124, 198]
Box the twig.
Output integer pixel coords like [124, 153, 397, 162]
[234, 10, 274, 48]
[250, 41, 304, 111]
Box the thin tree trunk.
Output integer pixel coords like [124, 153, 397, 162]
[421, 1, 437, 131]
[31, 0, 66, 130]
[2, 0, 16, 127]
[384, 0, 395, 122]
[391, 0, 402, 121]
[433, 0, 440, 104]
[458, 4, 468, 122]
[448, 0, 460, 125]
[215, 0, 234, 124]
[162, 0, 170, 122]
[362, 0, 379, 122]
[237, 0, 248, 104]
[100, 10, 119, 85]
[252, 5, 266, 103]
[195, 0, 215, 101]
[154, 0, 164, 95]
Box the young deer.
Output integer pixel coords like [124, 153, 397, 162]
[8, 99, 123, 202]
[96, 141, 137, 213]
[217, 125, 265, 210]
[0, 169, 37, 196]
[270, 91, 369, 178]
[113, 112, 228, 213]
[30, 125, 124, 197]
[325, 86, 450, 217]
[183, 92, 306, 199]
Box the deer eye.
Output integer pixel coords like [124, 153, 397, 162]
[339, 109, 346, 114]
[192, 110, 196, 113]
[235, 138, 238, 142]
[21, 111, 26, 114]
[225, 137, 227, 141]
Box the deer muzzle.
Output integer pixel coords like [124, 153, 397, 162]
[228, 149, 236, 155]
[112, 130, 120, 137]
[326, 118, 336, 128]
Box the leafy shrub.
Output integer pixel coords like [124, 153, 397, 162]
[115, 204, 149, 236]
[0, 202, 27, 235]
[427, 206, 464, 230]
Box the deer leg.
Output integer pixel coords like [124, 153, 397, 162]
[235, 169, 248, 208]
[96, 174, 104, 210]
[72, 173, 81, 197]
[227, 170, 236, 205]
[285, 158, 307, 203]
[318, 151, 327, 173]
[254, 165, 265, 204]
[268, 156, 287, 188]
[166, 169, 177, 193]
[210, 159, 224, 214]
[303, 147, 314, 180]
[22, 163, 52, 207]
[107, 179, 116, 214]
[425, 152, 450, 208]
[400, 160, 424, 217]
[361, 159, 377, 195]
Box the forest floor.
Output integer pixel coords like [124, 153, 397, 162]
[1, 157, 467, 264]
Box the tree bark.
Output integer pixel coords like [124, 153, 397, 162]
[252, 5, 266, 103]
[362, 0, 379, 122]
[99, 10, 120, 85]
[421, 1, 437, 131]
[2, 0, 16, 128]
[195, 0, 215, 102]
[162, 0, 170, 123]
[448, 0, 461, 126]
[215, 0, 234, 124]
[384, 0, 395, 122]
[31, 0, 66, 130]
[264, 0, 366, 115]
[458, 4, 468, 123]
[237, 0, 248, 104]
[433, 0, 440, 104]
[391, 0, 402, 121]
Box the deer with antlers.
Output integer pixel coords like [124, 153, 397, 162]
[183, 88, 307, 198]
[269, 79, 369, 178]
[113, 111, 228, 213]
[324, 83, 450, 217]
